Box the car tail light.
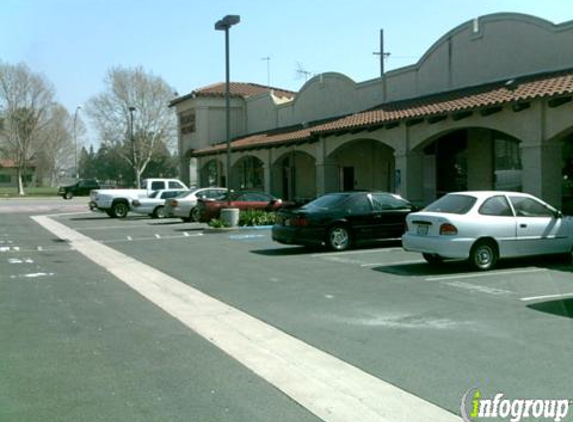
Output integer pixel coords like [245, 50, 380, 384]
[171, 200, 178, 207]
[290, 216, 308, 227]
[439, 223, 458, 235]
[132, 200, 141, 206]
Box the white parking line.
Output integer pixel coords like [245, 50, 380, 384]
[311, 246, 403, 257]
[442, 280, 512, 296]
[32, 215, 461, 422]
[78, 224, 160, 231]
[360, 259, 425, 267]
[425, 268, 547, 282]
[520, 293, 573, 302]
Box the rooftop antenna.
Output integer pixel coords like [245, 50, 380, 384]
[295, 62, 312, 82]
[261, 57, 271, 87]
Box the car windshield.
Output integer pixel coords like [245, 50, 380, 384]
[303, 193, 350, 210]
[424, 194, 476, 214]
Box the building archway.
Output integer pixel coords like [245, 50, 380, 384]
[200, 158, 224, 187]
[328, 139, 395, 192]
[416, 128, 522, 200]
[231, 156, 264, 191]
[560, 132, 573, 214]
[271, 151, 316, 201]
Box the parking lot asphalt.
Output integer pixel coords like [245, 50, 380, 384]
[3, 209, 573, 421]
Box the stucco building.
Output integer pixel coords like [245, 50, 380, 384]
[170, 13, 573, 212]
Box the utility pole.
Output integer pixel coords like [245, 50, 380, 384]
[372, 29, 391, 101]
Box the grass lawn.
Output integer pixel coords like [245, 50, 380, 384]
[0, 187, 58, 198]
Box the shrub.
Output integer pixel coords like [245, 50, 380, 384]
[239, 210, 276, 227]
[208, 218, 230, 228]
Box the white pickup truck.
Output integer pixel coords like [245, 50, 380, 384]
[89, 178, 188, 218]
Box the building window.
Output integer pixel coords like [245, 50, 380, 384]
[0, 174, 11, 183]
[202, 159, 222, 186]
[180, 113, 196, 135]
[235, 156, 264, 190]
[494, 135, 522, 191]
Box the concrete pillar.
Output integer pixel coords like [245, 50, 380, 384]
[394, 151, 424, 205]
[316, 159, 339, 195]
[179, 155, 191, 186]
[263, 149, 273, 194]
[315, 137, 339, 194]
[520, 140, 562, 208]
[467, 129, 494, 190]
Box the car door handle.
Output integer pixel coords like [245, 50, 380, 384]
[520, 223, 527, 228]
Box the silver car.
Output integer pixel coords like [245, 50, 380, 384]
[164, 187, 227, 222]
[130, 189, 188, 218]
[402, 191, 573, 270]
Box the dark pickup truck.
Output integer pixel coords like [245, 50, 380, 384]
[58, 179, 100, 199]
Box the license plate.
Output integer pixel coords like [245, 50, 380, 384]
[417, 225, 428, 235]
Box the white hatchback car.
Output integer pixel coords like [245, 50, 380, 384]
[402, 191, 573, 270]
[164, 187, 227, 222]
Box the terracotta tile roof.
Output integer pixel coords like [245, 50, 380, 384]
[194, 82, 296, 99]
[193, 69, 573, 155]
[0, 159, 16, 168]
[194, 124, 320, 155]
[170, 82, 296, 106]
[316, 70, 573, 134]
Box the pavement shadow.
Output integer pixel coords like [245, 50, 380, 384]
[372, 255, 573, 277]
[70, 216, 111, 221]
[251, 246, 323, 256]
[371, 260, 470, 277]
[527, 298, 573, 319]
[173, 227, 206, 232]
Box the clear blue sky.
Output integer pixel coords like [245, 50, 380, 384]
[2, 0, 572, 145]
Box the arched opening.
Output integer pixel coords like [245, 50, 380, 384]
[271, 151, 316, 201]
[561, 133, 573, 214]
[419, 128, 522, 200]
[328, 139, 395, 192]
[201, 159, 224, 187]
[231, 156, 264, 191]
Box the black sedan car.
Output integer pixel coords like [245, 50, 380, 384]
[272, 191, 415, 251]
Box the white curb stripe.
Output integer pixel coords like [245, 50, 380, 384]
[520, 293, 573, 302]
[32, 215, 461, 422]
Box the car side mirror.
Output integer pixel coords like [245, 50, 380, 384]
[555, 210, 563, 219]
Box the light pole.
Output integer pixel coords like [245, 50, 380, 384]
[215, 14, 240, 202]
[73, 105, 81, 179]
[128, 106, 136, 186]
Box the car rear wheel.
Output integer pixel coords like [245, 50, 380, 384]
[64, 191, 73, 200]
[111, 201, 129, 219]
[423, 253, 443, 265]
[327, 225, 352, 251]
[469, 240, 498, 271]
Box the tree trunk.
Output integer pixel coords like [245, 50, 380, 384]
[17, 168, 25, 196]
